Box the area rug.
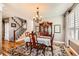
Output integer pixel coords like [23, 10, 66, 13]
[8, 44, 68, 56]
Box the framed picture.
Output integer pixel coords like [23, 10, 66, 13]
[11, 23, 16, 27]
[54, 25, 61, 33]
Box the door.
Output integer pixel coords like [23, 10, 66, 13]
[5, 22, 9, 40]
[2, 18, 10, 51]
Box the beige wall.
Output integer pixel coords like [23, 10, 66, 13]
[0, 11, 2, 40]
[3, 17, 25, 41]
[0, 11, 2, 48]
[42, 15, 64, 42]
[3, 3, 69, 42]
[22, 15, 64, 42]
[64, 4, 79, 46]
[9, 17, 20, 41]
[2, 16, 65, 42]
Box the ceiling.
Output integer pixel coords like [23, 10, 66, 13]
[2, 3, 73, 19]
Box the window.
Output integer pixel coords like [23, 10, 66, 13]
[69, 10, 75, 40]
[74, 4, 79, 40]
[65, 4, 79, 40]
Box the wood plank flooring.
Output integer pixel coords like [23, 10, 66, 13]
[2, 40, 25, 55]
[2, 40, 75, 56]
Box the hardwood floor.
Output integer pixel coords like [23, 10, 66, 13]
[2, 40, 75, 56]
[2, 40, 25, 55]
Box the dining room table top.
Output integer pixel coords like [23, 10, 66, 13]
[24, 36, 51, 46]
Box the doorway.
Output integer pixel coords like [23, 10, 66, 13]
[2, 18, 13, 53]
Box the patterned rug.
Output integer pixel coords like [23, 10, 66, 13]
[8, 44, 68, 56]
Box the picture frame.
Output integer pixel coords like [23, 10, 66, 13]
[54, 25, 61, 33]
[11, 23, 16, 27]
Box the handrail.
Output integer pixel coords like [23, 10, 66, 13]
[14, 16, 24, 22]
[12, 17, 21, 26]
[13, 20, 26, 44]
[14, 16, 26, 25]
[14, 30, 16, 44]
[15, 24, 23, 31]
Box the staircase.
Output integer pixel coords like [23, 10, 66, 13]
[12, 16, 27, 42]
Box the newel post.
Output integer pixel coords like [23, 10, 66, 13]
[14, 30, 16, 47]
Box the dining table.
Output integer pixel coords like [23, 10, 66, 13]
[24, 36, 51, 46]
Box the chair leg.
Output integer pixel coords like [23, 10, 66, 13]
[51, 46, 53, 56]
[30, 45, 32, 55]
[42, 48, 45, 56]
[44, 48, 45, 56]
[26, 42, 28, 50]
[36, 48, 38, 56]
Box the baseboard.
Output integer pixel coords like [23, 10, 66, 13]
[3, 40, 9, 41]
[69, 46, 79, 56]
[63, 46, 72, 56]
[53, 41, 65, 44]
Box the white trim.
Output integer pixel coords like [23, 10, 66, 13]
[53, 41, 65, 44]
[63, 46, 72, 56]
[69, 46, 79, 56]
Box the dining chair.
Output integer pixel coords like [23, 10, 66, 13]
[50, 34, 54, 55]
[39, 21, 54, 55]
[29, 31, 46, 56]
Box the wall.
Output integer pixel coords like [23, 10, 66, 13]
[0, 11, 2, 40]
[2, 3, 67, 42]
[17, 15, 64, 42]
[64, 12, 70, 46]
[20, 15, 64, 42]
[26, 18, 33, 32]
[53, 15, 64, 42]
[4, 21, 9, 40]
[2, 12, 64, 42]
[0, 10, 2, 49]
[3, 16, 64, 42]
[42, 15, 64, 42]
[9, 17, 20, 41]
[0, 3, 4, 51]
[64, 4, 79, 46]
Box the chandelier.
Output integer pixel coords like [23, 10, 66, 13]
[33, 7, 42, 23]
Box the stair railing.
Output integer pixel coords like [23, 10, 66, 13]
[12, 17, 27, 44]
